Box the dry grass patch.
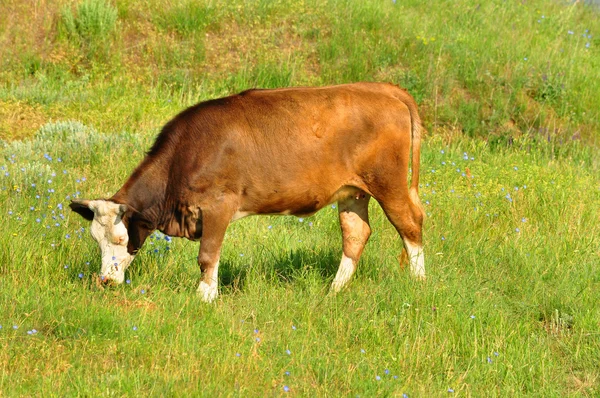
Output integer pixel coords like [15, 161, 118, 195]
[0, 100, 47, 140]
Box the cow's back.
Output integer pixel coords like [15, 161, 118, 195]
[160, 83, 415, 215]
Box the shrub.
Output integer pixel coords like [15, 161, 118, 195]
[155, 1, 218, 37]
[60, 0, 118, 49]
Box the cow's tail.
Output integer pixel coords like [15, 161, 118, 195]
[403, 92, 424, 213]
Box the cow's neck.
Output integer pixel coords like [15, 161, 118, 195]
[111, 158, 167, 228]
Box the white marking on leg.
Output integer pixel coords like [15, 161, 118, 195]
[197, 260, 219, 303]
[404, 241, 425, 279]
[331, 255, 356, 292]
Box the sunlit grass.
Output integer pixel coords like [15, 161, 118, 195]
[1, 0, 599, 395]
[1, 0, 599, 143]
[1, 121, 598, 395]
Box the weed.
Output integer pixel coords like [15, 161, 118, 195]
[59, 0, 118, 56]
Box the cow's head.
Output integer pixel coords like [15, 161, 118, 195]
[70, 199, 134, 284]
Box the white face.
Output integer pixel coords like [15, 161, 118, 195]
[86, 200, 135, 284]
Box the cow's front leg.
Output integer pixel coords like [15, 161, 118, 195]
[197, 204, 234, 303]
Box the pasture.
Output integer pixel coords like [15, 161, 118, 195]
[1, 0, 599, 396]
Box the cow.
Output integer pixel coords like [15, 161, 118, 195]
[70, 82, 425, 302]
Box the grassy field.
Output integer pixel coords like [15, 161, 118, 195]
[1, 0, 600, 396]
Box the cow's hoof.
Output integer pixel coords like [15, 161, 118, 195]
[197, 281, 218, 303]
[411, 270, 426, 281]
[330, 280, 346, 293]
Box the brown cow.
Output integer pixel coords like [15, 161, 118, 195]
[70, 82, 425, 302]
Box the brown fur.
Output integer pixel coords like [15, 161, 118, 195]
[73, 82, 425, 286]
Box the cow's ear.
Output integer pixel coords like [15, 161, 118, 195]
[70, 199, 95, 221]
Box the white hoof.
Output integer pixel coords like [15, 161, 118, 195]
[197, 281, 218, 303]
[331, 280, 345, 293]
[331, 255, 355, 293]
[405, 241, 425, 280]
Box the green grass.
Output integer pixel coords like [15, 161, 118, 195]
[1, 0, 599, 143]
[1, 121, 598, 396]
[1, 0, 600, 396]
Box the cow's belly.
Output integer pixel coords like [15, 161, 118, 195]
[231, 185, 366, 222]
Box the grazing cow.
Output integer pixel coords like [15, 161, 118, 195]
[70, 82, 425, 302]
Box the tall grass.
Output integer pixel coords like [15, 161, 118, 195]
[1, 0, 599, 395]
[155, 1, 220, 37]
[1, 0, 599, 144]
[59, 0, 118, 57]
[1, 117, 599, 395]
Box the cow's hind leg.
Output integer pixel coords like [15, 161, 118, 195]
[331, 192, 371, 292]
[197, 203, 235, 303]
[376, 192, 425, 279]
